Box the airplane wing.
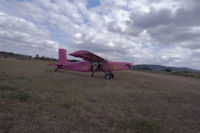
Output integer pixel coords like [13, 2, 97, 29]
[69, 50, 106, 62]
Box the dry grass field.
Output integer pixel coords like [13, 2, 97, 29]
[0, 57, 200, 133]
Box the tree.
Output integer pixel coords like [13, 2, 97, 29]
[165, 68, 171, 72]
[35, 54, 39, 59]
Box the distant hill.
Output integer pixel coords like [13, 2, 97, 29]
[133, 64, 200, 73]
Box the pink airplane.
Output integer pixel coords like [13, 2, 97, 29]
[49, 49, 132, 80]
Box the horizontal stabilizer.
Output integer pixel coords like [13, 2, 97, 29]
[48, 63, 58, 66]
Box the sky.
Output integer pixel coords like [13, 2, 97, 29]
[0, 0, 200, 69]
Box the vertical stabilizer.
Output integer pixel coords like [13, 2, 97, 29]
[59, 49, 67, 64]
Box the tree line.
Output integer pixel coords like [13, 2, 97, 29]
[0, 51, 78, 62]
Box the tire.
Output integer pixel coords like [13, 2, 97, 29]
[110, 73, 114, 79]
[105, 73, 111, 80]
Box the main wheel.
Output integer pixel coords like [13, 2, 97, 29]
[110, 73, 114, 79]
[105, 73, 111, 80]
[54, 68, 58, 72]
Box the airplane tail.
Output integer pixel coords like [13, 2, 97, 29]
[59, 49, 67, 64]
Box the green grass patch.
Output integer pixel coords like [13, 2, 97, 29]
[0, 85, 17, 91]
[60, 101, 73, 109]
[171, 72, 200, 79]
[9, 91, 31, 102]
[123, 118, 167, 133]
[15, 76, 25, 80]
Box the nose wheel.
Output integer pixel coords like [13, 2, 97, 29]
[105, 72, 114, 80]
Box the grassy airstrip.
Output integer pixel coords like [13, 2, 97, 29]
[0, 57, 200, 133]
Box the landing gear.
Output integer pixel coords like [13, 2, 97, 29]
[54, 66, 59, 72]
[105, 73, 111, 80]
[91, 61, 104, 77]
[105, 72, 114, 80]
[91, 71, 94, 77]
[110, 73, 114, 79]
[90, 61, 114, 80]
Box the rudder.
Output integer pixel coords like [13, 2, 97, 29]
[59, 49, 67, 64]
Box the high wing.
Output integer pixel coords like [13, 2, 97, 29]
[69, 50, 106, 62]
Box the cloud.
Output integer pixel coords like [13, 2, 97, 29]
[127, 0, 200, 48]
[0, 12, 59, 57]
[0, 0, 200, 69]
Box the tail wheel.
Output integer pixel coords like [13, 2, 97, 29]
[105, 73, 111, 80]
[54, 66, 59, 72]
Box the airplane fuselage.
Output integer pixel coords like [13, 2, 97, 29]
[49, 49, 132, 79]
[58, 61, 131, 72]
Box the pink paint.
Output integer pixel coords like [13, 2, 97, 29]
[49, 49, 132, 79]
[59, 49, 67, 64]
